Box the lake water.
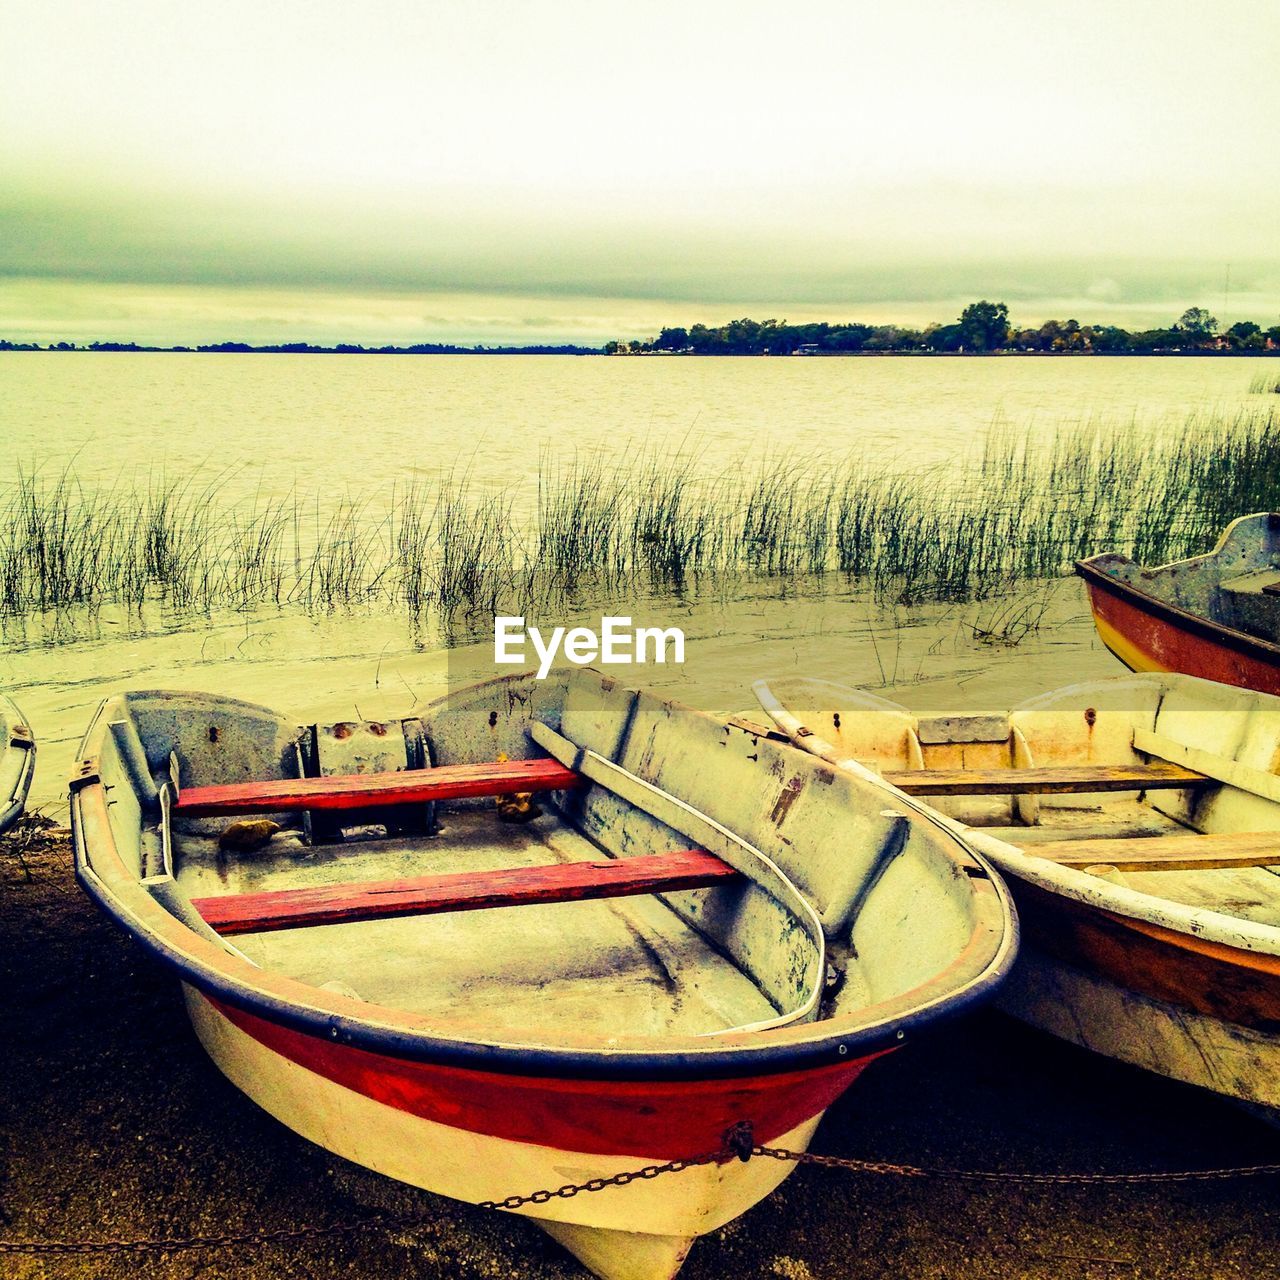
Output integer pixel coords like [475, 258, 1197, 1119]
[0, 353, 1267, 814]
[1, 353, 1263, 496]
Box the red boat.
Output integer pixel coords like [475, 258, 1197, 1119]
[71, 668, 1014, 1280]
[1077, 513, 1280, 694]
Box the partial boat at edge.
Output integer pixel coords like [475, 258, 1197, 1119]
[0, 692, 36, 835]
[1077, 512, 1280, 694]
[756, 671, 1280, 1123]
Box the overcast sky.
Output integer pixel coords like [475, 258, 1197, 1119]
[3, 1, 1279, 345]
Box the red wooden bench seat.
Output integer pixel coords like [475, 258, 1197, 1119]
[174, 757, 582, 817]
[190, 849, 741, 935]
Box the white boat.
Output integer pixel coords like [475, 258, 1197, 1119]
[72, 668, 1014, 1279]
[756, 671, 1280, 1121]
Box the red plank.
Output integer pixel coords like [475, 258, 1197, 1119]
[191, 850, 741, 935]
[174, 757, 582, 817]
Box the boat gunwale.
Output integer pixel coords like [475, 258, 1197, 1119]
[961, 826, 1280, 958]
[0, 692, 36, 836]
[754, 673, 1280, 960]
[1076, 524, 1280, 667]
[69, 684, 1017, 1083]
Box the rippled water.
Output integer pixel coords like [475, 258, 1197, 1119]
[1, 353, 1262, 498]
[0, 353, 1264, 812]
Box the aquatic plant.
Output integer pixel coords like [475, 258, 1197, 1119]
[4, 405, 1280, 637]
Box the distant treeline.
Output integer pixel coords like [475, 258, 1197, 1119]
[7, 301, 1280, 357]
[607, 303, 1280, 356]
[0, 339, 599, 355]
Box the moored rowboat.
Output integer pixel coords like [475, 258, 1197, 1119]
[0, 692, 36, 835]
[756, 671, 1280, 1122]
[1077, 512, 1280, 694]
[70, 669, 1014, 1280]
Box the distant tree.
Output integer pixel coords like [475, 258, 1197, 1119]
[802, 323, 867, 353]
[1034, 319, 1061, 351]
[606, 308, 1280, 358]
[958, 300, 1010, 352]
[1090, 325, 1131, 354]
[1176, 307, 1218, 337]
[686, 323, 713, 354]
[1225, 321, 1263, 352]
[927, 323, 965, 353]
[724, 318, 764, 353]
[1128, 327, 1181, 353]
[652, 326, 689, 352]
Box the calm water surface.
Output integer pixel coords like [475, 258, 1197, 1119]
[0, 353, 1263, 499]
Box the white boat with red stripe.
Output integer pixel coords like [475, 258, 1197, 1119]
[71, 668, 1015, 1279]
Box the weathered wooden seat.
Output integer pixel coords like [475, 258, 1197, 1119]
[191, 850, 741, 935]
[173, 757, 582, 817]
[1017, 830, 1280, 872]
[882, 763, 1206, 797]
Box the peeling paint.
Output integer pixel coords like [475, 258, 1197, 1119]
[769, 775, 805, 828]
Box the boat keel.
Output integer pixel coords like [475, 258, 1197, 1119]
[536, 1218, 696, 1280]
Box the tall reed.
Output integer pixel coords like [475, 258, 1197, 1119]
[5, 406, 1280, 635]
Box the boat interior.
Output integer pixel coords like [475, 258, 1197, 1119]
[1083, 512, 1280, 644]
[84, 671, 1000, 1046]
[756, 673, 1280, 930]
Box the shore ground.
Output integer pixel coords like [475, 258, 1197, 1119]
[4, 823, 1279, 1280]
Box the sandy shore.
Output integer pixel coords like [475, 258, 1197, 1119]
[4, 823, 1280, 1280]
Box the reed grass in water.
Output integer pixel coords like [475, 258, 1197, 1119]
[3, 407, 1280, 633]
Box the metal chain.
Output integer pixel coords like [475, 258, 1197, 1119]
[750, 1143, 1280, 1186]
[476, 1121, 759, 1211]
[4, 1121, 1279, 1257]
[478, 1151, 728, 1212]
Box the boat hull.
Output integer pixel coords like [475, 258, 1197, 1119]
[1079, 564, 1280, 695]
[754, 671, 1280, 1121]
[185, 986, 866, 1279]
[997, 876, 1280, 1115]
[1001, 950, 1280, 1121]
[71, 675, 1016, 1280]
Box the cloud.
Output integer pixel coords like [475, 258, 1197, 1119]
[4, 175, 1280, 344]
[1086, 278, 1123, 303]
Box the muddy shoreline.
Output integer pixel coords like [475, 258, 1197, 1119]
[4, 826, 1279, 1280]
